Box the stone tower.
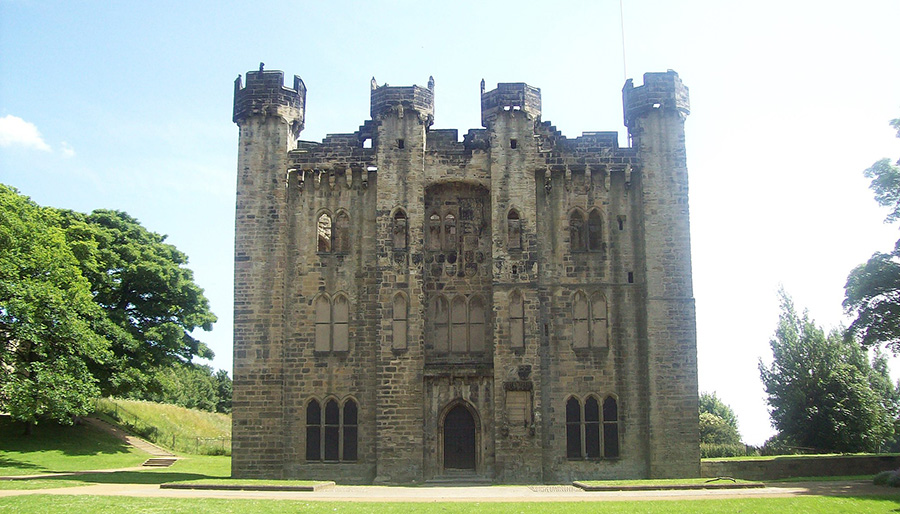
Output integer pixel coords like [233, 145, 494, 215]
[231, 66, 698, 483]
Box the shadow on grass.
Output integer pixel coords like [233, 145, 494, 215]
[0, 416, 133, 456]
[0, 456, 44, 472]
[41, 470, 221, 486]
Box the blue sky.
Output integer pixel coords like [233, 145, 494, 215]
[2, 0, 899, 445]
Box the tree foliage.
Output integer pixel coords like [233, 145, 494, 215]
[0, 185, 111, 427]
[58, 209, 217, 396]
[149, 364, 232, 413]
[699, 392, 741, 445]
[760, 290, 897, 453]
[845, 115, 900, 353]
[0, 184, 221, 427]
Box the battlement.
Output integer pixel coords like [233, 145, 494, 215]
[370, 78, 435, 126]
[233, 67, 306, 126]
[622, 70, 689, 128]
[481, 82, 541, 127]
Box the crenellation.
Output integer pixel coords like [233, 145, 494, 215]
[233, 67, 698, 483]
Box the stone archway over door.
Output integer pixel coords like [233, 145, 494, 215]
[443, 405, 476, 470]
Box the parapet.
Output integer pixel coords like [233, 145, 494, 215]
[370, 78, 435, 127]
[233, 68, 306, 127]
[622, 70, 689, 127]
[481, 82, 541, 127]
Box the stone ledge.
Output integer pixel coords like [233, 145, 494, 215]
[160, 481, 335, 492]
[572, 479, 764, 491]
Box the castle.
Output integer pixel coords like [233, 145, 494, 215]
[231, 65, 699, 483]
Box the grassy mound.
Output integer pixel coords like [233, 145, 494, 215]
[0, 415, 148, 476]
[94, 398, 231, 456]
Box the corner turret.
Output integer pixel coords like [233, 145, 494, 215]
[370, 79, 434, 127]
[622, 70, 689, 130]
[234, 67, 306, 136]
[481, 82, 541, 127]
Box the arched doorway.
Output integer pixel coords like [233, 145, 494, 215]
[443, 404, 476, 470]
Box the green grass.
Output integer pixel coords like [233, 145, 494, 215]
[1, 496, 899, 513]
[0, 415, 148, 476]
[94, 398, 231, 455]
[576, 478, 758, 487]
[0, 455, 230, 490]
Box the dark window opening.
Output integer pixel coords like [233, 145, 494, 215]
[397, 139, 405, 149]
[588, 210, 602, 251]
[305, 400, 321, 461]
[566, 395, 620, 459]
[510, 139, 518, 149]
[603, 397, 619, 458]
[627, 271, 634, 284]
[617, 215, 626, 231]
[566, 397, 582, 459]
[306, 398, 359, 463]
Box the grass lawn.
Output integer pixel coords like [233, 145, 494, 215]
[1, 496, 899, 513]
[0, 416, 148, 476]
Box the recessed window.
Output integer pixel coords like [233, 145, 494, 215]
[510, 139, 518, 149]
[627, 272, 634, 284]
[507, 209, 522, 250]
[306, 398, 358, 462]
[617, 215, 626, 231]
[566, 395, 619, 459]
[397, 139, 405, 149]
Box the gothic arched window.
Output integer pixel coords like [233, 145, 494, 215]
[334, 211, 350, 254]
[588, 209, 602, 251]
[305, 399, 321, 461]
[443, 213, 457, 251]
[603, 396, 619, 458]
[393, 209, 408, 250]
[468, 295, 486, 353]
[507, 209, 521, 250]
[392, 293, 408, 350]
[569, 211, 585, 252]
[431, 295, 449, 353]
[573, 291, 589, 349]
[317, 213, 332, 253]
[509, 291, 525, 348]
[427, 212, 441, 251]
[566, 397, 581, 459]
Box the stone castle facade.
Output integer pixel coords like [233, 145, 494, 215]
[231, 65, 698, 483]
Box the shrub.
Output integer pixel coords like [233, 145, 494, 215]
[701, 443, 750, 458]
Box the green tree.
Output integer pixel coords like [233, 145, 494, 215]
[760, 290, 894, 453]
[700, 391, 741, 443]
[148, 363, 231, 413]
[845, 116, 900, 353]
[58, 209, 217, 396]
[0, 185, 111, 430]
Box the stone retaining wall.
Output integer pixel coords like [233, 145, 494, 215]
[701, 455, 900, 481]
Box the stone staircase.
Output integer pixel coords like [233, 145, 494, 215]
[424, 469, 493, 486]
[82, 417, 178, 467]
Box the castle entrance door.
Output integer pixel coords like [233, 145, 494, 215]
[443, 405, 476, 470]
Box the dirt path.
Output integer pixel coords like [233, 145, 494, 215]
[1, 480, 897, 502]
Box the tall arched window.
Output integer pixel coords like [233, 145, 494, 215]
[509, 291, 525, 348]
[315, 294, 349, 352]
[603, 396, 619, 458]
[566, 397, 581, 459]
[569, 211, 585, 252]
[573, 292, 589, 349]
[317, 213, 332, 253]
[392, 293, 408, 350]
[468, 295, 485, 353]
[450, 295, 467, 353]
[427, 213, 441, 251]
[332, 294, 349, 352]
[590, 292, 609, 348]
[564, 394, 620, 460]
[507, 209, 521, 250]
[324, 399, 340, 460]
[443, 213, 457, 251]
[334, 211, 350, 254]
[315, 295, 332, 352]
[306, 399, 321, 461]
[588, 209, 602, 251]
[343, 399, 358, 461]
[392, 209, 408, 250]
[431, 295, 449, 353]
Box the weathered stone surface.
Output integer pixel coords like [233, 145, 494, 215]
[232, 69, 698, 483]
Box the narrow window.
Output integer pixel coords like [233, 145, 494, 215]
[566, 397, 582, 459]
[590, 293, 608, 348]
[432, 295, 449, 353]
[509, 292, 525, 348]
[569, 211, 585, 252]
[332, 295, 349, 352]
[450, 295, 468, 353]
[317, 213, 332, 253]
[343, 399, 358, 461]
[392, 210, 408, 250]
[603, 396, 619, 458]
[627, 271, 634, 284]
[427, 213, 441, 251]
[573, 292, 589, 349]
[509, 138, 518, 149]
[584, 396, 601, 458]
[507, 209, 521, 250]
[397, 139, 405, 149]
[617, 215, 626, 231]
[324, 399, 340, 461]
[306, 400, 321, 461]
[588, 210, 602, 251]
[334, 212, 350, 254]
[315, 295, 331, 352]
[392, 293, 408, 350]
[468, 295, 486, 353]
[443, 213, 457, 251]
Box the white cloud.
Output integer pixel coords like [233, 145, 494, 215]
[60, 141, 76, 158]
[0, 115, 51, 152]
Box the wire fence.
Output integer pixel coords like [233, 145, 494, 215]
[95, 398, 231, 456]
